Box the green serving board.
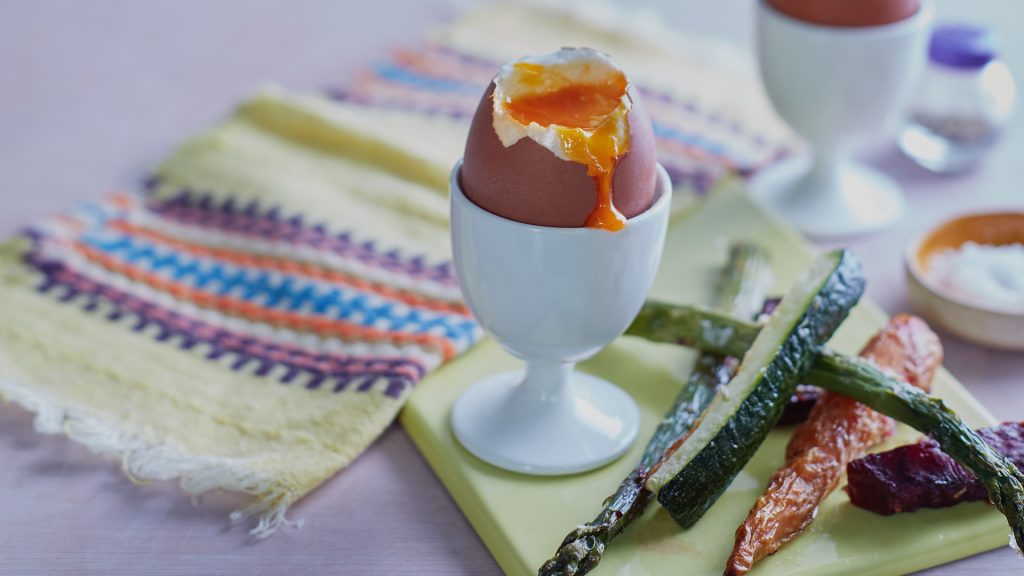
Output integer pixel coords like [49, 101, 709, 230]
[400, 182, 1007, 576]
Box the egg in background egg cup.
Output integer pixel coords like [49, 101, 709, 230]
[449, 160, 671, 475]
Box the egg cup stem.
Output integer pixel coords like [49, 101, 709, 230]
[750, 154, 905, 238]
[521, 359, 572, 400]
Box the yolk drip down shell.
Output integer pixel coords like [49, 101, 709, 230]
[460, 48, 656, 230]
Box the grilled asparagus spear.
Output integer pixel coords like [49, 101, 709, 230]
[537, 243, 772, 576]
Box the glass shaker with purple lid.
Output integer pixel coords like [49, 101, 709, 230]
[899, 23, 1015, 173]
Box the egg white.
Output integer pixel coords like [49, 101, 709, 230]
[490, 47, 632, 163]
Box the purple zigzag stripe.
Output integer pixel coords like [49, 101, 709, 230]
[330, 88, 474, 121]
[145, 192, 457, 285]
[346, 46, 786, 150]
[23, 244, 424, 399]
[329, 87, 784, 174]
[425, 42, 502, 69]
[331, 45, 794, 183]
[660, 165, 718, 195]
[329, 92, 724, 195]
[380, 45, 780, 151]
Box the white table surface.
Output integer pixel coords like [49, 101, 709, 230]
[1, 1, 1023, 574]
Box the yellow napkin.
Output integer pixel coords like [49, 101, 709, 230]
[0, 1, 792, 537]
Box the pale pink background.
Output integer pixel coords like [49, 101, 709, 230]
[1, 1, 1023, 574]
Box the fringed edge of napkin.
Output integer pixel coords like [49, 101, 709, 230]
[0, 378, 302, 539]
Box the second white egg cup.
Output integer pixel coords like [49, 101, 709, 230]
[750, 0, 933, 238]
[449, 161, 671, 475]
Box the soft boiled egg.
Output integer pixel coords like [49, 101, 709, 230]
[460, 48, 657, 231]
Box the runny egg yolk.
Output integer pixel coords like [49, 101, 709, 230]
[501, 62, 632, 231]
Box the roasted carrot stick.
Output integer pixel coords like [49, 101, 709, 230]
[724, 314, 943, 576]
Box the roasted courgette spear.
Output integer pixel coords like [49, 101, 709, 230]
[643, 250, 865, 528]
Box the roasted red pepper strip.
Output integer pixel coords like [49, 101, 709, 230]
[724, 314, 943, 576]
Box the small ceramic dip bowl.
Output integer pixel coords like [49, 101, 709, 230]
[905, 212, 1024, 350]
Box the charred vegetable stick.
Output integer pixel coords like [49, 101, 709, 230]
[646, 250, 865, 528]
[725, 314, 942, 576]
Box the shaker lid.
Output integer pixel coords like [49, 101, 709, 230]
[930, 24, 998, 69]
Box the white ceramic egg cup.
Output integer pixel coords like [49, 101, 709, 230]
[750, 0, 933, 238]
[449, 161, 671, 476]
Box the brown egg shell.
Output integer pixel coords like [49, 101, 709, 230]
[768, 0, 920, 27]
[460, 83, 657, 228]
